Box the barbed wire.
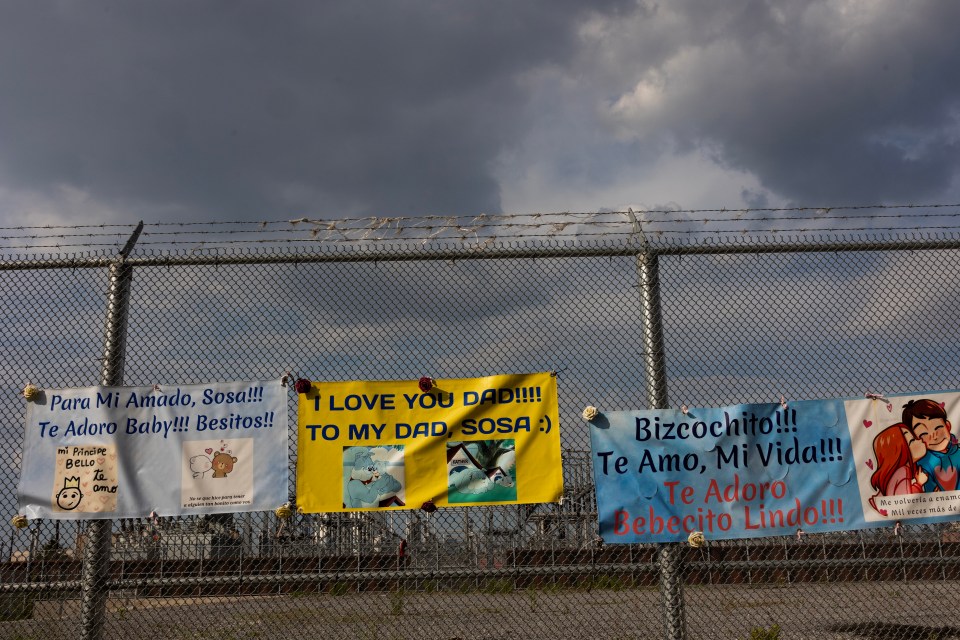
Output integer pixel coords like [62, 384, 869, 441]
[1, 209, 957, 239]
[2, 203, 959, 231]
[0, 214, 960, 241]
[1, 204, 960, 252]
[117, 201, 960, 226]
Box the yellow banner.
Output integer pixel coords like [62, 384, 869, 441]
[297, 372, 563, 512]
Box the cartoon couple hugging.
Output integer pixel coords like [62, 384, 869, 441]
[870, 399, 959, 508]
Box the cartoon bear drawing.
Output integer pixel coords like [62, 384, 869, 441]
[190, 454, 212, 479]
[211, 451, 238, 478]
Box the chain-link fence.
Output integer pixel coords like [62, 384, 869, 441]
[3, 216, 960, 639]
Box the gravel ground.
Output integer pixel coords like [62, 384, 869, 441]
[3, 581, 958, 640]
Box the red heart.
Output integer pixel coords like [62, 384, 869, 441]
[863, 420, 872, 428]
[940, 467, 958, 491]
[866, 459, 874, 470]
[205, 448, 213, 455]
[869, 496, 887, 516]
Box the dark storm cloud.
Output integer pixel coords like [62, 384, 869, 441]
[0, 1, 629, 222]
[3, 1, 958, 227]
[706, 1, 960, 203]
[601, 0, 960, 204]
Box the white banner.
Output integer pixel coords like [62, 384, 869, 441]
[17, 380, 288, 519]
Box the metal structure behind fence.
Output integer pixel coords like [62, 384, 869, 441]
[3, 213, 960, 639]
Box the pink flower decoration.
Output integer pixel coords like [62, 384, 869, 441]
[294, 378, 312, 394]
[418, 376, 435, 393]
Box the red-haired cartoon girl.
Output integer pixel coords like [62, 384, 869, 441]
[870, 423, 927, 506]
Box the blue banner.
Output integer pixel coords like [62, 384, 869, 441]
[17, 380, 288, 520]
[589, 390, 960, 543]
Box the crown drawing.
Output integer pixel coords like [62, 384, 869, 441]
[62, 476, 80, 490]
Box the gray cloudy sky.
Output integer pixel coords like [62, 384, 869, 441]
[1, 0, 958, 227]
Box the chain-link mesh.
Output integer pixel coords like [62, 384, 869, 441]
[2, 227, 960, 639]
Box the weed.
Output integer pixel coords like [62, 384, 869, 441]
[480, 578, 514, 594]
[590, 574, 629, 591]
[389, 589, 404, 616]
[540, 581, 562, 594]
[740, 624, 781, 640]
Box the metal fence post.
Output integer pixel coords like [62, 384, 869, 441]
[79, 222, 142, 640]
[634, 234, 687, 640]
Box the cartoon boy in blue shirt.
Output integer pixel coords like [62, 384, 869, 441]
[907, 399, 960, 492]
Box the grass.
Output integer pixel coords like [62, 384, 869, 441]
[0, 594, 35, 622]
